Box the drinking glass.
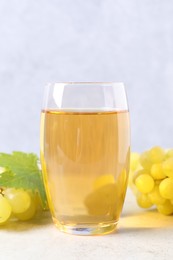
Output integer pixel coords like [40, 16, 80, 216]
[40, 82, 130, 235]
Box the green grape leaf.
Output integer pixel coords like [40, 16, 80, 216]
[0, 151, 47, 209]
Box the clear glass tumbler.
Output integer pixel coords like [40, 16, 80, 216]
[40, 82, 130, 235]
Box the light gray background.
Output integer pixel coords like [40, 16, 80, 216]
[0, 0, 173, 155]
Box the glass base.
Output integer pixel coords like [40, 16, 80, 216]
[53, 218, 118, 236]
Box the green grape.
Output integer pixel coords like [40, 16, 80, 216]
[130, 148, 173, 214]
[135, 174, 154, 194]
[162, 158, 173, 178]
[159, 178, 173, 200]
[0, 194, 12, 224]
[139, 152, 152, 169]
[130, 153, 140, 171]
[132, 169, 149, 184]
[148, 146, 165, 163]
[15, 196, 36, 221]
[150, 163, 166, 180]
[148, 185, 166, 205]
[157, 200, 173, 215]
[136, 192, 153, 208]
[4, 188, 31, 214]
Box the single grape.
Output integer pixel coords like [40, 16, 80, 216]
[0, 194, 12, 224]
[157, 200, 173, 215]
[132, 169, 149, 184]
[135, 174, 154, 194]
[159, 178, 173, 200]
[150, 163, 166, 180]
[162, 158, 173, 178]
[15, 196, 36, 221]
[139, 152, 152, 170]
[4, 188, 31, 214]
[130, 153, 140, 171]
[148, 146, 165, 163]
[136, 192, 153, 209]
[148, 185, 166, 205]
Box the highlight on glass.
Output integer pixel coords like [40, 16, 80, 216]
[40, 82, 130, 235]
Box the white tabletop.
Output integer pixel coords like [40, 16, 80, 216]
[1, 189, 173, 260]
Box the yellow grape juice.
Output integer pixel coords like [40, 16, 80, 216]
[40, 110, 130, 234]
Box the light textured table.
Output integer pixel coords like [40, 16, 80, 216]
[1, 189, 173, 260]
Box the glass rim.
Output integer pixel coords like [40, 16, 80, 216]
[45, 81, 125, 86]
[42, 82, 128, 111]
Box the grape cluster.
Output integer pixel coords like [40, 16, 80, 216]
[0, 188, 41, 225]
[129, 146, 173, 215]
